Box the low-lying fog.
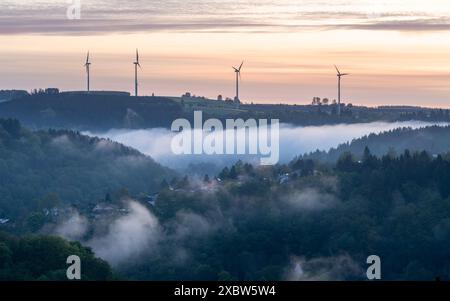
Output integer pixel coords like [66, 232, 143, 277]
[84, 121, 447, 173]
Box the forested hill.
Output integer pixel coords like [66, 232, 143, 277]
[0, 232, 115, 280]
[2, 93, 450, 131]
[301, 125, 450, 163]
[0, 94, 183, 131]
[0, 119, 174, 219]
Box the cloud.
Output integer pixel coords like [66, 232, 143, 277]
[172, 211, 216, 239]
[54, 211, 89, 241]
[286, 255, 363, 281]
[0, 17, 276, 35]
[46, 184, 357, 279]
[49, 198, 226, 268]
[2, 1, 450, 35]
[283, 188, 337, 211]
[86, 121, 447, 172]
[339, 18, 450, 32]
[87, 200, 161, 266]
[51, 135, 72, 149]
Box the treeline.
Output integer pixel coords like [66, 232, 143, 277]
[0, 94, 184, 130]
[0, 231, 115, 280]
[333, 148, 450, 279]
[301, 125, 450, 163]
[2, 93, 450, 131]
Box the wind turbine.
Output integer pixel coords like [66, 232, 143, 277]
[84, 52, 91, 92]
[133, 49, 141, 97]
[233, 61, 244, 102]
[335, 65, 349, 116]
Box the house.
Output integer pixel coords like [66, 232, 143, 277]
[93, 203, 116, 212]
[145, 193, 159, 206]
[43, 208, 60, 217]
[45, 88, 60, 95]
[278, 173, 290, 184]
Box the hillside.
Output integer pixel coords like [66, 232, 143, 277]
[2, 93, 450, 131]
[301, 125, 450, 163]
[113, 153, 450, 280]
[0, 90, 28, 103]
[0, 119, 174, 222]
[0, 231, 115, 280]
[0, 93, 184, 130]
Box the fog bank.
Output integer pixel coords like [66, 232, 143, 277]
[85, 121, 446, 172]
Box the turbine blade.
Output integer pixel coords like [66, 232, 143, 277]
[239, 61, 244, 71]
[334, 65, 341, 75]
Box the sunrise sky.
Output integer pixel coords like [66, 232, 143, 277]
[2, 0, 450, 107]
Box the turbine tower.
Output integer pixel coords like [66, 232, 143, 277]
[335, 65, 349, 116]
[233, 61, 244, 102]
[133, 49, 141, 97]
[84, 52, 91, 92]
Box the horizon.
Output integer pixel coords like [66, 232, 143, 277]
[2, 1, 450, 108]
[4, 88, 450, 110]
[5, 87, 450, 110]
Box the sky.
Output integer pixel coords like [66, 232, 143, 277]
[2, 0, 450, 107]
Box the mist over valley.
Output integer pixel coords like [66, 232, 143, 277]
[86, 120, 448, 172]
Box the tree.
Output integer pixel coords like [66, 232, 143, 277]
[203, 174, 211, 183]
[311, 97, 321, 105]
[0, 233, 115, 281]
[160, 179, 170, 190]
[336, 152, 358, 172]
[104, 193, 112, 203]
[26, 212, 47, 232]
[219, 167, 230, 179]
[362, 147, 378, 169]
[229, 166, 238, 180]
